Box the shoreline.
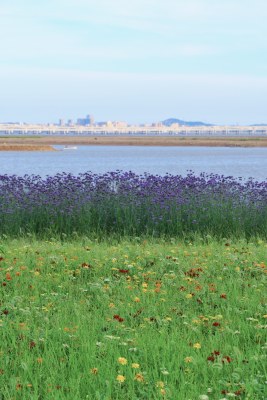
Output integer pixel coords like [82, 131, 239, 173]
[0, 136, 267, 148]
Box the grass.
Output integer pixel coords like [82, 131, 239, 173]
[0, 237, 266, 399]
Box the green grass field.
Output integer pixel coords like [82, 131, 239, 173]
[0, 238, 266, 399]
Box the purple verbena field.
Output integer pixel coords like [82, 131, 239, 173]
[0, 171, 266, 239]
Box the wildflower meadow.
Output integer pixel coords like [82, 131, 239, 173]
[0, 172, 266, 399]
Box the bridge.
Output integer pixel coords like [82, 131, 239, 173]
[0, 124, 267, 137]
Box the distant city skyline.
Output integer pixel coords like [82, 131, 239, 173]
[1, 0, 267, 125]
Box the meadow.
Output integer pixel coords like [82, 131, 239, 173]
[0, 172, 266, 399]
[0, 238, 266, 399]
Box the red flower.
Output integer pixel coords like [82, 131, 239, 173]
[2, 309, 9, 315]
[81, 262, 92, 269]
[2, 282, 7, 286]
[207, 350, 221, 362]
[212, 322, 220, 327]
[220, 293, 227, 299]
[207, 355, 215, 362]
[222, 355, 232, 363]
[113, 314, 124, 322]
[0, 257, 4, 262]
[234, 390, 244, 396]
[29, 341, 36, 349]
[119, 269, 129, 274]
[185, 268, 203, 278]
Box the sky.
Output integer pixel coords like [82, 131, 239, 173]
[0, 0, 267, 125]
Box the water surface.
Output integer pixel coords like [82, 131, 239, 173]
[0, 146, 266, 181]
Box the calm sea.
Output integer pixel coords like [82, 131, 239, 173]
[0, 146, 266, 181]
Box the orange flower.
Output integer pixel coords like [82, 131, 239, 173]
[6, 273, 12, 281]
[90, 368, 98, 375]
[118, 357, 127, 365]
[134, 373, 145, 382]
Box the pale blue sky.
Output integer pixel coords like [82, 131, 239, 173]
[0, 0, 267, 124]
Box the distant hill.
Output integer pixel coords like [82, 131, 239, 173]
[162, 118, 213, 127]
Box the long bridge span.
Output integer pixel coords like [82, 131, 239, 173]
[0, 124, 267, 137]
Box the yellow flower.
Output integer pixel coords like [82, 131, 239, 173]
[186, 293, 193, 299]
[193, 343, 201, 349]
[36, 357, 43, 364]
[184, 356, 193, 363]
[134, 373, 145, 382]
[116, 374, 126, 383]
[134, 297, 141, 303]
[90, 367, 98, 375]
[118, 357, 127, 365]
[131, 363, 140, 369]
[109, 303, 115, 308]
[156, 381, 165, 388]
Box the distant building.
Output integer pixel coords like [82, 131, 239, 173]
[87, 114, 94, 125]
[97, 121, 108, 127]
[59, 119, 64, 126]
[77, 114, 94, 126]
[152, 122, 163, 128]
[113, 121, 128, 128]
[170, 123, 180, 129]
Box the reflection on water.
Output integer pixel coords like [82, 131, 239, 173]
[0, 146, 266, 181]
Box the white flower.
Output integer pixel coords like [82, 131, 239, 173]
[161, 369, 169, 375]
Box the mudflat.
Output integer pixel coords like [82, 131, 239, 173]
[0, 136, 267, 147]
[0, 144, 56, 151]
